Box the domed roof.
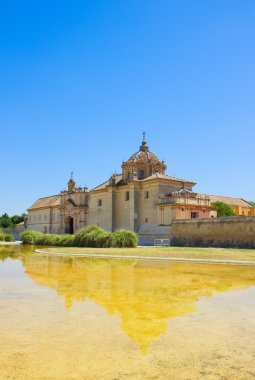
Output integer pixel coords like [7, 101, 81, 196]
[124, 138, 162, 165]
[122, 135, 167, 180]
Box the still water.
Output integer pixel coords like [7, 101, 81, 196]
[1, 245, 255, 380]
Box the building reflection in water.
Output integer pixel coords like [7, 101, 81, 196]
[21, 254, 255, 352]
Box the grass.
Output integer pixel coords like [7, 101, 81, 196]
[39, 246, 255, 262]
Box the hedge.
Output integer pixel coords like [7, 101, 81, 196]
[21, 226, 138, 248]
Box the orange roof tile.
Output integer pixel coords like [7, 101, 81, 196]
[28, 195, 60, 210]
[200, 194, 254, 208]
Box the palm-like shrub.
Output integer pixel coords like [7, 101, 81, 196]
[21, 226, 138, 248]
[21, 230, 41, 244]
[58, 234, 75, 247]
[113, 230, 138, 248]
[74, 226, 102, 247]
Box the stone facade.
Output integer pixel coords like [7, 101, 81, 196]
[27, 137, 255, 235]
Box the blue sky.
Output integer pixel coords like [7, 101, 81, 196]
[0, 1, 254, 215]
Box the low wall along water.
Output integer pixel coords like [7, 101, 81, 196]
[171, 216, 255, 248]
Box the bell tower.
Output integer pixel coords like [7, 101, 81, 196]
[68, 172, 76, 193]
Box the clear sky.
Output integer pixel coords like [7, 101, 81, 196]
[0, 1, 254, 215]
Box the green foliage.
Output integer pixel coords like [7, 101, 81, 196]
[3, 234, 14, 242]
[0, 213, 14, 228]
[55, 234, 75, 247]
[21, 226, 138, 248]
[11, 214, 24, 225]
[0, 231, 14, 242]
[0, 213, 24, 228]
[249, 201, 255, 206]
[21, 230, 40, 244]
[74, 226, 101, 247]
[112, 230, 138, 248]
[211, 201, 236, 217]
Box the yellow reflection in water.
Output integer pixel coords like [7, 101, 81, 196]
[21, 253, 255, 352]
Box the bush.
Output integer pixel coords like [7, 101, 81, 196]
[57, 234, 75, 247]
[21, 226, 137, 248]
[21, 230, 41, 244]
[113, 230, 138, 248]
[0, 232, 4, 241]
[35, 233, 56, 246]
[211, 201, 236, 217]
[74, 226, 103, 247]
[4, 234, 14, 242]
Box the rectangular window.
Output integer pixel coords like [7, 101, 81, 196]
[98, 199, 102, 206]
[139, 170, 145, 179]
[144, 191, 149, 199]
[125, 191, 130, 201]
[145, 218, 148, 223]
[191, 212, 199, 219]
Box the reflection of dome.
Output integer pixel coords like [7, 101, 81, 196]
[122, 136, 167, 180]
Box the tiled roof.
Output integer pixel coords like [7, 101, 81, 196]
[90, 174, 123, 191]
[91, 172, 196, 190]
[141, 173, 196, 184]
[28, 195, 60, 210]
[200, 194, 254, 208]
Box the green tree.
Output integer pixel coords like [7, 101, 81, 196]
[249, 201, 255, 206]
[211, 201, 236, 217]
[11, 214, 25, 225]
[0, 213, 13, 228]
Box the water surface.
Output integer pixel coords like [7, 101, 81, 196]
[1, 245, 255, 379]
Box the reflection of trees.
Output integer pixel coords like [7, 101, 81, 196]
[0, 245, 24, 261]
[22, 254, 255, 352]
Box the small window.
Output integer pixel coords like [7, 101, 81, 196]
[144, 191, 149, 199]
[191, 212, 199, 219]
[139, 170, 145, 179]
[98, 199, 102, 207]
[145, 218, 148, 223]
[125, 191, 130, 201]
[181, 208, 185, 212]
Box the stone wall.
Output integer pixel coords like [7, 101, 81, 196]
[138, 224, 172, 246]
[171, 216, 255, 248]
[2, 225, 25, 240]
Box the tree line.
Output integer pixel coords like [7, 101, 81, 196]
[0, 213, 25, 228]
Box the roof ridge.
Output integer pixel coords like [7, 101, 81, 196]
[205, 193, 244, 200]
[37, 194, 60, 200]
[90, 173, 122, 191]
